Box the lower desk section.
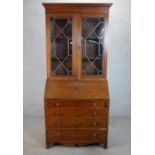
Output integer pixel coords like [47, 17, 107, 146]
[44, 100, 109, 148]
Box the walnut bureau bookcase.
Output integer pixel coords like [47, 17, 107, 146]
[43, 3, 112, 149]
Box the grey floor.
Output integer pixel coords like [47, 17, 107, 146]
[24, 116, 130, 155]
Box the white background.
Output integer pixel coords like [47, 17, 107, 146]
[0, 0, 155, 155]
[24, 0, 131, 117]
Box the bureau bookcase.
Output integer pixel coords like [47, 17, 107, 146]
[43, 3, 112, 149]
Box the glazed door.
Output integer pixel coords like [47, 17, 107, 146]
[77, 14, 108, 80]
[46, 13, 76, 79]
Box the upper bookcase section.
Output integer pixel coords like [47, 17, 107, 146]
[42, 3, 112, 14]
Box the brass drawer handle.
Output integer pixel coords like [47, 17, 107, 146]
[93, 102, 97, 106]
[56, 111, 61, 116]
[93, 111, 97, 116]
[56, 121, 60, 127]
[56, 102, 60, 106]
[75, 120, 78, 127]
[93, 121, 97, 126]
[92, 133, 96, 137]
[57, 132, 60, 137]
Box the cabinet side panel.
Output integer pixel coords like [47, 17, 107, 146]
[45, 14, 51, 77]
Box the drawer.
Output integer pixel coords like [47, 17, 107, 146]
[46, 108, 107, 118]
[47, 129, 106, 141]
[78, 109, 107, 118]
[46, 109, 77, 117]
[46, 119, 107, 128]
[46, 100, 108, 108]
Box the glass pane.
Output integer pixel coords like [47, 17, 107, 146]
[50, 17, 72, 76]
[81, 17, 104, 76]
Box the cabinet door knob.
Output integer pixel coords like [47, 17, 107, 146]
[77, 45, 80, 50]
[56, 102, 60, 106]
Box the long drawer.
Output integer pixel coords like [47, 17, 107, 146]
[47, 129, 106, 141]
[46, 100, 108, 108]
[46, 108, 108, 118]
[46, 119, 107, 129]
